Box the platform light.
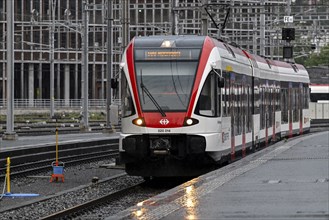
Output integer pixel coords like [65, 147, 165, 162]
[132, 117, 145, 126]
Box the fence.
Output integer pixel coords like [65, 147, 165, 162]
[0, 99, 121, 110]
[309, 102, 329, 119]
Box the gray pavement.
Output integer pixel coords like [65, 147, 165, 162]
[108, 131, 329, 220]
[0, 132, 120, 151]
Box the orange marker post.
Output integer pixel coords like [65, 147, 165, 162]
[50, 128, 65, 182]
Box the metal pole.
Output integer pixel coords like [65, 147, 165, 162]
[3, 0, 17, 140]
[201, 0, 208, 36]
[82, 0, 89, 130]
[171, 0, 178, 35]
[106, 0, 113, 130]
[286, 0, 293, 61]
[260, 0, 265, 56]
[253, 17, 257, 55]
[122, 0, 128, 51]
[50, 0, 56, 118]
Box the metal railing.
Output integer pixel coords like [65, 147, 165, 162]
[0, 99, 121, 109]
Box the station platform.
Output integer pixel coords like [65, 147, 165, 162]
[0, 132, 120, 151]
[108, 131, 329, 220]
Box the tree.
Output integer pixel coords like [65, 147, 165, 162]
[302, 44, 329, 67]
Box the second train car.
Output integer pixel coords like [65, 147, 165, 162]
[118, 35, 310, 177]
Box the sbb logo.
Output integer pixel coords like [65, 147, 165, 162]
[159, 119, 169, 125]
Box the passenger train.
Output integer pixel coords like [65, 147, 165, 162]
[118, 35, 310, 178]
[309, 83, 329, 102]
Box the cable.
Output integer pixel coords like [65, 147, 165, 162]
[0, 175, 7, 200]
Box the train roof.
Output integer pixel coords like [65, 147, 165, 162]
[130, 35, 309, 84]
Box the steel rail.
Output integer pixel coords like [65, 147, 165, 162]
[0, 143, 119, 179]
[39, 182, 143, 220]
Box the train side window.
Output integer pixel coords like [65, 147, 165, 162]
[294, 89, 299, 122]
[222, 73, 230, 117]
[281, 88, 288, 124]
[260, 87, 265, 129]
[195, 72, 216, 117]
[236, 84, 242, 135]
[121, 73, 136, 117]
[276, 88, 281, 111]
[269, 88, 273, 127]
[217, 75, 221, 117]
[303, 85, 309, 109]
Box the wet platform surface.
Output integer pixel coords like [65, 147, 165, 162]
[108, 131, 329, 220]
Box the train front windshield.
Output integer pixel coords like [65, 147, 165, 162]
[135, 61, 198, 111]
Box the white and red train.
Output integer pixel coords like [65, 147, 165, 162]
[309, 83, 329, 102]
[118, 35, 310, 177]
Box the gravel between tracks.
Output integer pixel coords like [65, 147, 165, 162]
[0, 159, 143, 219]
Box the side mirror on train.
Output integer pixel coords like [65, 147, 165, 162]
[218, 77, 225, 88]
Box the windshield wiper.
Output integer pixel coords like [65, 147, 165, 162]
[140, 69, 166, 117]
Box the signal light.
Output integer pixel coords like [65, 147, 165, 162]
[283, 46, 293, 59]
[282, 28, 295, 41]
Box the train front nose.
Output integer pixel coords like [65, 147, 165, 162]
[122, 134, 206, 159]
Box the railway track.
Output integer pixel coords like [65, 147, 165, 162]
[39, 181, 144, 220]
[0, 124, 121, 136]
[0, 139, 119, 178]
[0, 172, 176, 220]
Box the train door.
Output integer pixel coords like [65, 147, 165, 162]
[265, 86, 269, 146]
[271, 87, 276, 141]
[230, 74, 236, 160]
[242, 83, 247, 157]
[268, 87, 273, 145]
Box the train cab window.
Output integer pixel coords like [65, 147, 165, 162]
[195, 72, 217, 117]
[121, 73, 136, 117]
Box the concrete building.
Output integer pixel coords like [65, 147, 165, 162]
[0, 0, 328, 110]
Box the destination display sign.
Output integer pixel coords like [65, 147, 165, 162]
[135, 48, 200, 60]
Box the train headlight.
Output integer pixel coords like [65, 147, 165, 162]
[183, 117, 199, 126]
[132, 117, 145, 126]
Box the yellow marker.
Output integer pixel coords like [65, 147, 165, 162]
[226, 65, 233, 72]
[56, 128, 58, 165]
[6, 157, 11, 193]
